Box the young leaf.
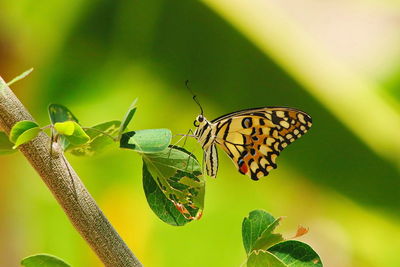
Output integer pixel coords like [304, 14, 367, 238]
[48, 104, 79, 124]
[13, 127, 41, 149]
[7, 68, 34, 87]
[9, 120, 41, 148]
[21, 253, 70, 267]
[54, 121, 75, 136]
[242, 210, 276, 255]
[142, 146, 204, 225]
[48, 104, 80, 150]
[62, 121, 90, 145]
[9, 120, 39, 143]
[268, 241, 322, 267]
[120, 129, 171, 153]
[0, 132, 16, 155]
[118, 98, 138, 138]
[68, 120, 120, 156]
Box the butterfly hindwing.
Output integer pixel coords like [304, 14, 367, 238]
[212, 107, 312, 180]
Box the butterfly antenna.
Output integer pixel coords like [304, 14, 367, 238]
[185, 80, 204, 115]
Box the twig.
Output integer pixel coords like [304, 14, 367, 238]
[0, 76, 143, 267]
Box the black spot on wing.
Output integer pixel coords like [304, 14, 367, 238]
[271, 112, 281, 125]
[242, 117, 253, 128]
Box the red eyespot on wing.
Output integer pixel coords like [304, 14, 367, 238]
[239, 162, 248, 174]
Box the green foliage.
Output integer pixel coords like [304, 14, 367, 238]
[48, 104, 79, 124]
[0, 132, 16, 154]
[9, 120, 40, 148]
[6, 68, 34, 87]
[242, 210, 276, 255]
[252, 217, 284, 252]
[268, 241, 322, 267]
[120, 129, 171, 153]
[9, 120, 38, 143]
[54, 121, 75, 135]
[54, 120, 90, 146]
[247, 250, 287, 267]
[68, 121, 120, 156]
[143, 163, 190, 226]
[4, 96, 204, 227]
[118, 98, 137, 139]
[242, 210, 322, 267]
[48, 104, 80, 150]
[46, 101, 199, 226]
[142, 146, 204, 225]
[21, 254, 70, 267]
[62, 121, 90, 145]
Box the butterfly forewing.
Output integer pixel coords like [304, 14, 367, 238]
[211, 107, 312, 180]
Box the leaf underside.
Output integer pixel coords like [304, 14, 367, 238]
[120, 129, 172, 153]
[142, 146, 205, 225]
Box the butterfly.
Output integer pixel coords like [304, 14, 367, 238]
[193, 106, 312, 180]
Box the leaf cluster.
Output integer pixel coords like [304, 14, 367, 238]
[1, 94, 205, 227]
[242, 210, 322, 267]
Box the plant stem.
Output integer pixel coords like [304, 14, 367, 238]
[0, 77, 143, 267]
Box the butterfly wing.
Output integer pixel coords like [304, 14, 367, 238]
[211, 107, 312, 180]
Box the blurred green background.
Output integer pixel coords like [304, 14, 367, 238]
[1, 0, 400, 266]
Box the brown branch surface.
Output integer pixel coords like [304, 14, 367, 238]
[0, 77, 143, 267]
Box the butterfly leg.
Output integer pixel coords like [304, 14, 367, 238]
[171, 129, 195, 148]
[182, 129, 195, 148]
[168, 129, 195, 158]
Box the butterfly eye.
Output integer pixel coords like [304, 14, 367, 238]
[194, 120, 200, 127]
[198, 116, 204, 122]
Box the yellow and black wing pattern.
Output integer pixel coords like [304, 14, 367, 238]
[211, 107, 312, 180]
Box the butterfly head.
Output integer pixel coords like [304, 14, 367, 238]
[193, 114, 210, 138]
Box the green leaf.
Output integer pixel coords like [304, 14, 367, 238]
[143, 163, 190, 226]
[62, 121, 90, 145]
[118, 98, 137, 138]
[48, 104, 80, 150]
[120, 129, 171, 153]
[0, 132, 16, 155]
[242, 210, 276, 255]
[142, 146, 204, 225]
[9, 120, 39, 143]
[252, 217, 284, 251]
[68, 120, 120, 156]
[21, 253, 70, 267]
[7, 68, 34, 87]
[247, 250, 286, 267]
[13, 127, 41, 149]
[243, 211, 322, 267]
[9, 120, 40, 148]
[268, 241, 323, 267]
[48, 104, 79, 124]
[54, 121, 75, 136]
[246, 241, 323, 267]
